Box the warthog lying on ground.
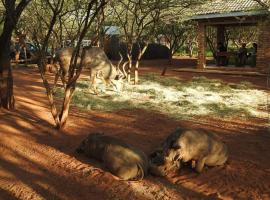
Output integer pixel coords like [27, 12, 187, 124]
[150, 128, 228, 176]
[53, 47, 124, 93]
[76, 133, 149, 180]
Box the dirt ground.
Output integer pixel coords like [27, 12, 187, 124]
[0, 64, 270, 200]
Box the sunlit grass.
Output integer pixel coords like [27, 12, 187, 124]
[55, 73, 268, 120]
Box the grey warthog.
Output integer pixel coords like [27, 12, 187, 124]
[76, 133, 149, 180]
[150, 128, 228, 175]
[53, 46, 124, 93]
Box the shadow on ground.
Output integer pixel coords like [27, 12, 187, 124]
[0, 67, 269, 200]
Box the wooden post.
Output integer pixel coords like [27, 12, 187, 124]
[217, 25, 225, 45]
[197, 23, 206, 69]
[257, 20, 270, 72]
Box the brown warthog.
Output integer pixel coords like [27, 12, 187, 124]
[76, 133, 149, 180]
[53, 46, 124, 93]
[150, 128, 228, 175]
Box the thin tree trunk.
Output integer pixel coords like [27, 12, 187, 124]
[188, 46, 193, 58]
[127, 53, 132, 83]
[134, 60, 139, 84]
[161, 66, 168, 76]
[161, 50, 172, 76]
[37, 55, 60, 126]
[58, 85, 74, 129]
[134, 44, 147, 84]
[169, 53, 173, 65]
[23, 47, 27, 64]
[15, 51, 20, 65]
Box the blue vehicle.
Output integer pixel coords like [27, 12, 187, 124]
[10, 41, 52, 63]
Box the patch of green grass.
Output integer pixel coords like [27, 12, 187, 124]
[72, 92, 133, 111]
[229, 81, 255, 90]
[138, 88, 157, 96]
[141, 73, 182, 88]
[55, 87, 133, 111]
[186, 76, 233, 92]
[172, 100, 192, 107]
[76, 81, 89, 90]
[140, 101, 157, 110]
[203, 103, 252, 118]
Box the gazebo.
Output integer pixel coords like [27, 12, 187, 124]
[192, 0, 270, 72]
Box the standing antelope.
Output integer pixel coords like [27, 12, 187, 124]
[53, 46, 125, 93]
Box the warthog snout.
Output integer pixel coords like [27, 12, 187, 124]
[149, 149, 181, 176]
[76, 140, 87, 153]
[76, 147, 83, 153]
[153, 128, 229, 174]
[150, 151, 164, 165]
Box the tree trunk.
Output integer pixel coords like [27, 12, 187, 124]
[134, 60, 139, 84]
[23, 47, 27, 64]
[0, 21, 15, 109]
[161, 50, 172, 76]
[0, 59, 15, 109]
[134, 44, 147, 84]
[58, 85, 74, 129]
[161, 66, 168, 76]
[0, 0, 31, 109]
[15, 51, 20, 65]
[188, 46, 193, 58]
[169, 52, 173, 65]
[37, 55, 60, 126]
[127, 53, 132, 83]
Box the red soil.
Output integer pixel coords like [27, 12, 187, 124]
[0, 65, 270, 200]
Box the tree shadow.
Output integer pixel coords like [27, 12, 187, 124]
[0, 188, 18, 200]
[1, 145, 137, 200]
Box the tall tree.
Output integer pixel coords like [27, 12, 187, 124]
[111, 0, 165, 84]
[0, 0, 31, 109]
[110, 0, 207, 83]
[22, 0, 109, 129]
[226, 26, 258, 48]
[156, 21, 196, 75]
